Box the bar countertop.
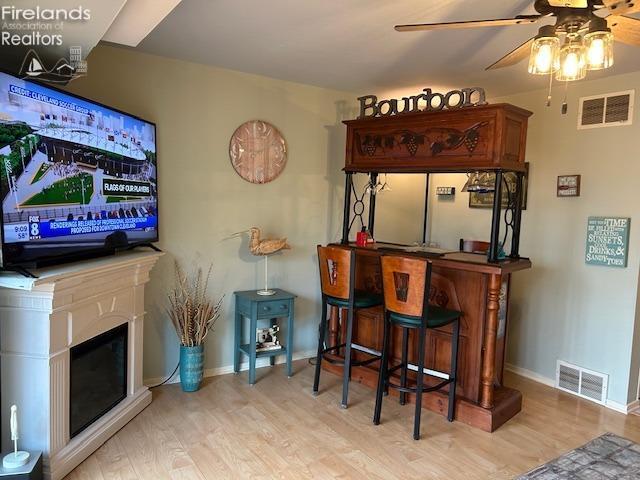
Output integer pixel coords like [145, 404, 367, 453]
[332, 242, 532, 275]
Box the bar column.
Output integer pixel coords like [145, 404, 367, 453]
[481, 273, 502, 409]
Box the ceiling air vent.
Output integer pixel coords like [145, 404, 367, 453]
[556, 360, 608, 405]
[578, 90, 634, 129]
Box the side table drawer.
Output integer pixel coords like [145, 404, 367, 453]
[257, 300, 290, 318]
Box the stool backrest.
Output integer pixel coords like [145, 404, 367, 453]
[459, 238, 490, 254]
[380, 255, 431, 318]
[317, 245, 354, 301]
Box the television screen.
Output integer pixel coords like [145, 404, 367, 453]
[0, 72, 158, 268]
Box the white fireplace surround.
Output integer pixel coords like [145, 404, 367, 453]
[0, 251, 162, 480]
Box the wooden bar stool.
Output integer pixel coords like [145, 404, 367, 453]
[459, 238, 490, 254]
[373, 255, 462, 440]
[313, 245, 383, 408]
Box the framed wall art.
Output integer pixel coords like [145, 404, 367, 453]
[469, 163, 529, 209]
[557, 175, 581, 197]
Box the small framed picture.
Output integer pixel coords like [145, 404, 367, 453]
[557, 175, 581, 197]
[469, 163, 530, 209]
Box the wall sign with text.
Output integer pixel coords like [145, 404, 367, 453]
[585, 217, 631, 268]
[557, 175, 581, 197]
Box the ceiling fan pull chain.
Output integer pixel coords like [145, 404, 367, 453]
[561, 81, 569, 115]
[546, 70, 554, 107]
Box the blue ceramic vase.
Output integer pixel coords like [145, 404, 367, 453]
[180, 345, 204, 392]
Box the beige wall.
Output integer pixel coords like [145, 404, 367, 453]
[426, 73, 640, 406]
[66, 44, 640, 407]
[66, 45, 356, 380]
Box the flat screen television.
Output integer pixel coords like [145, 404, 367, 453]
[0, 71, 158, 269]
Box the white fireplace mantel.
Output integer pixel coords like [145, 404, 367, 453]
[0, 251, 162, 480]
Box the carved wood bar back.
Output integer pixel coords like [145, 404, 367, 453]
[343, 103, 532, 174]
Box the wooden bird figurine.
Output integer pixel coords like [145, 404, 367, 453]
[234, 227, 291, 256]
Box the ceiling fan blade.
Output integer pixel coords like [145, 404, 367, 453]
[548, 0, 588, 7]
[486, 37, 535, 70]
[394, 15, 542, 32]
[602, 0, 640, 15]
[608, 15, 640, 45]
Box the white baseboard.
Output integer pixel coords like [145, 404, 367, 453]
[505, 363, 639, 415]
[505, 363, 555, 388]
[144, 349, 317, 387]
[623, 399, 640, 414]
[605, 399, 630, 414]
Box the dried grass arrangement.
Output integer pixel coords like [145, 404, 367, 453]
[167, 261, 223, 347]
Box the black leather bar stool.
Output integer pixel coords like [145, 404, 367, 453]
[313, 245, 383, 408]
[373, 255, 462, 440]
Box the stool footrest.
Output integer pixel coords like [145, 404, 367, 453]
[321, 342, 382, 366]
[386, 378, 453, 394]
[354, 356, 381, 367]
[350, 343, 382, 357]
[322, 343, 346, 354]
[407, 363, 450, 381]
[386, 362, 450, 380]
[388, 363, 404, 374]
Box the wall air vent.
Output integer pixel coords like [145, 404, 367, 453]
[578, 90, 634, 129]
[556, 360, 608, 405]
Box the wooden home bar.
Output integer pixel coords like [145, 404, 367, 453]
[321, 102, 533, 432]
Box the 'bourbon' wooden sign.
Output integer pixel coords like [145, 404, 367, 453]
[357, 87, 487, 119]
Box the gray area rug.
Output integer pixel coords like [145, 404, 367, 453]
[516, 433, 640, 479]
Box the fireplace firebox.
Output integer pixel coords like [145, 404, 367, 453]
[70, 323, 128, 438]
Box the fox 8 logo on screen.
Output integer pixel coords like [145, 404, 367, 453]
[28, 215, 41, 240]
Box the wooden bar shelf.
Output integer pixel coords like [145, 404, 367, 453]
[344, 103, 532, 174]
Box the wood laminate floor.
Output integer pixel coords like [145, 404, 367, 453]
[65, 360, 640, 479]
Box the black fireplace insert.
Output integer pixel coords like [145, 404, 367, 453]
[70, 322, 128, 438]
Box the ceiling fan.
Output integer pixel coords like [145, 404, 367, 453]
[395, 0, 640, 81]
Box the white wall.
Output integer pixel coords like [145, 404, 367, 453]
[426, 72, 640, 406]
[66, 45, 356, 381]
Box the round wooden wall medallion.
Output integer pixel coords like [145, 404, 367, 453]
[229, 120, 287, 184]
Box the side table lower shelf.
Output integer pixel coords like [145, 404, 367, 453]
[238, 344, 287, 358]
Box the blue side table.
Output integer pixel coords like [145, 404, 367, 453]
[234, 289, 296, 384]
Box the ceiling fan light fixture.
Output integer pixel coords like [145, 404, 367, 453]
[556, 37, 588, 81]
[584, 17, 614, 70]
[528, 25, 561, 74]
